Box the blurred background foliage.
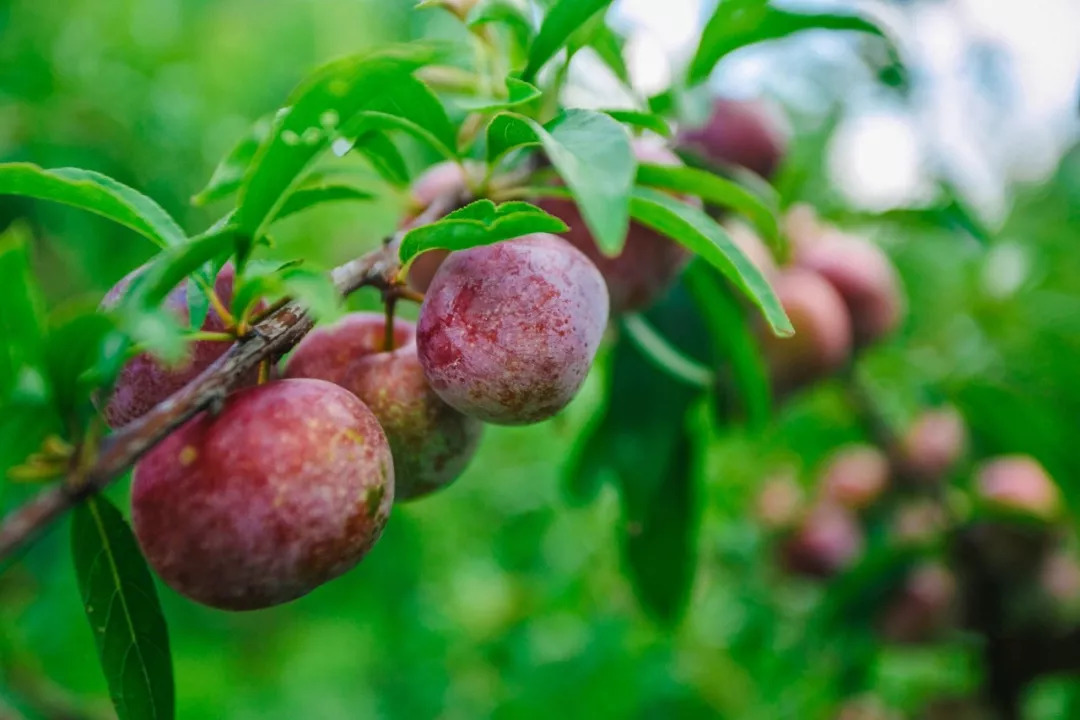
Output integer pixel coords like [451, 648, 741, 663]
[1, 0, 1079, 718]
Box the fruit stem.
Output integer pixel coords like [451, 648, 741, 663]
[257, 358, 271, 385]
[204, 285, 236, 330]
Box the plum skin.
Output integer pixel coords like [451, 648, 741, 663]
[101, 263, 243, 428]
[285, 313, 483, 501]
[761, 267, 853, 394]
[536, 140, 696, 313]
[417, 233, 609, 425]
[678, 98, 789, 179]
[132, 378, 394, 611]
[819, 444, 889, 511]
[894, 406, 967, 484]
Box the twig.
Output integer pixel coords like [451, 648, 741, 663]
[0, 195, 458, 564]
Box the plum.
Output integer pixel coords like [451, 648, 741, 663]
[535, 140, 695, 313]
[417, 233, 608, 425]
[286, 313, 482, 500]
[880, 563, 957, 644]
[975, 455, 1061, 520]
[760, 267, 853, 394]
[794, 230, 904, 346]
[678, 97, 789, 179]
[101, 263, 243, 428]
[781, 502, 864, 578]
[132, 379, 393, 610]
[819, 444, 889, 511]
[894, 406, 967, 484]
[755, 470, 804, 529]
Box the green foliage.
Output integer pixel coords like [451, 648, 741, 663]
[488, 110, 636, 254]
[0, 164, 185, 249]
[522, 0, 615, 82]
[399, 199, 567, 266]
[71, 495, 174, 720]
[629, 187, 793, 336]
[688, 0, 898, 84]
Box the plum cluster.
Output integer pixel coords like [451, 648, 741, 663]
[102, 225, 608, 609]
[757, 402, 1076, 646]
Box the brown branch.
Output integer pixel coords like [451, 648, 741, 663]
[0, 195, 458, 564]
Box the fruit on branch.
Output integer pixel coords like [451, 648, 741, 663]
[404, 162, 469, 292]
[755, 470, 804, 530]
[781, 502, 864, 578]
[678, 98, 789, 179]
[794, 230, 905, 347]
[975, 455, 1061, 520]
[131, 379, 393, 610]
[819, 444, 889, 511]
[100, 262, 245, 428]
[417, 234, 608, 425]
[760, 268, 853, 394]
[286, 313, 482, 500]
[879, 562, 957, 644]
[536, 140, 696, 313]
[893, 406, 968, 484]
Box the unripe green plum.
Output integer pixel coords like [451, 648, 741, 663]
[761, 268, 853, 394]
[894, 406, 968, 484]
[131, 379, 393, 610]
[879, 563, 957, 644]
[286, 313, 482, 500]
[975, 455, 1061, 520]
[535, 140, 695, 313]
[417, 233, 608, 425]
[794, 230, 905, 346]
[819, 444, 889, 511]
[100, 263, 244, 428]
[678, 98, 789, 179]
[781, 502, 864, 578]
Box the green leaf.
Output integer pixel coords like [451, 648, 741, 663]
[467, 0, 536, 61]
[523, 0, 615, 82]
[352, 132, 411, 187]
[45, 309, 125, 420]
[235, 50, 443, 240]
[621, 314, 713, 389]
[399, 199, 568, 266]
[629, 186, 792, 336]
[113, 228, 238, 361]
[232, 262, 341, 325]
[72, 495, 174, 720]
[452, 77, 542, 113]
[604, 110, 672, 138]
[688, 0, 897, 84]
[567, 287, 709, 623]
[272, 184, 374, 223]
[0, 222, 47, 403]
[683, 260, 771, 430]
[192, 111, 282, 207]
[0, 164, 185, 249]
[487, 110, 635, 255]
[583, 24, 630, 85]
[636, 163, 781, 253]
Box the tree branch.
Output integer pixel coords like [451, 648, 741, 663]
[0, 195, 457, 564]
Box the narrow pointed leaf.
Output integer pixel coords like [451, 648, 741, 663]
[523, 0, 615, 81]
[689, 0, 898, 84]
[0, 164, 184, 248]
[629, 187, 792, 336]
[72, 495, 174, 720]
[636, 163, 781, 253]
[273, 184, 374, 223]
